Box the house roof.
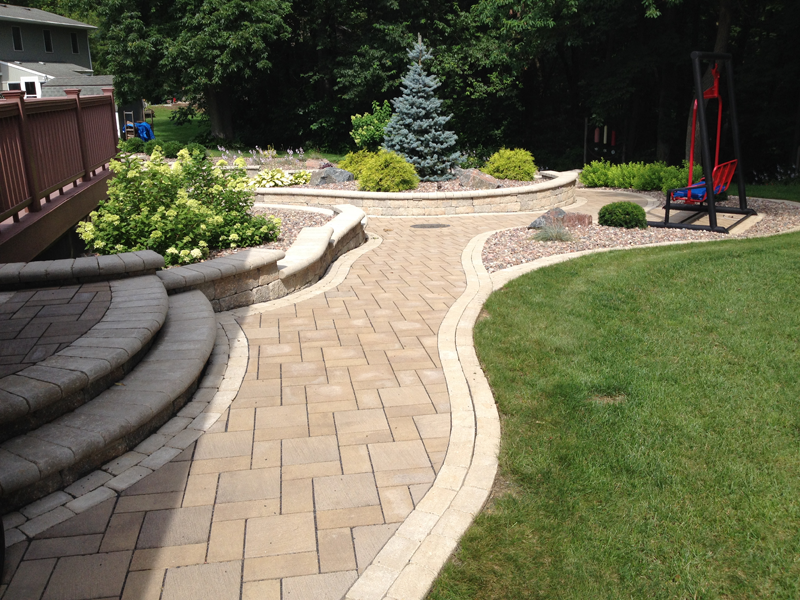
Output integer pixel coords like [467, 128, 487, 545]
[0, 4, 95, 29]
[43, 75, 114, 87]
[3, 61, 94, 78]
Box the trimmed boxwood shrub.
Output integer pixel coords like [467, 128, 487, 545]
[357, 150, 419, 192]
[598, 201, 648, 229]
[482, 148, 538, 181]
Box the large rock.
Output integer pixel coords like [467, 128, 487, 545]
[528, 208, 592, 229]
[310, 167, 354, 186]
[454, 167, 501, 190]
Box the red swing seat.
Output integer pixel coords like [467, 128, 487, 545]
[669, 159, 737, 204]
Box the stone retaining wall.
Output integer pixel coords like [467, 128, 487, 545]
[255, 170, 578, 216]
[158, 204, 368, 311]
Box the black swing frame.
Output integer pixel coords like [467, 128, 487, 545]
[648, 51, 756, 233]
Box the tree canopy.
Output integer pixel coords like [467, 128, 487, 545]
[11, 0, 799, 177]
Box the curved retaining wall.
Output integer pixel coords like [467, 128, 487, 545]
[157, 204, 368, 310]
[255, 170, 578, 216]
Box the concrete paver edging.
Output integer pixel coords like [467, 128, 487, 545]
[0, 251, 165, 292]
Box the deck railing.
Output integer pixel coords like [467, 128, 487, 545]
[0, 88, 118, 224]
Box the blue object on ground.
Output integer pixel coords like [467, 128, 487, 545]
[136, 122, 154, 141]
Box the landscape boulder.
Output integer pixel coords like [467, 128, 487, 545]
[310, 167, 354, 186]
[454, 167, 501, 190]
[528, 208, 592, 229]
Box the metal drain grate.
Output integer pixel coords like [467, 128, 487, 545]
[411, 223, 450, 229]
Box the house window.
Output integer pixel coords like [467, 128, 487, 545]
[8, 83, 21, 91]
[43, 30, 53, 53]
[12, 26, 23, 51]
[71, 32, 79, 53]
[23, 81, 37, 98]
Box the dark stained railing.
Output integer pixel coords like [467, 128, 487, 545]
[0, 88, 117, 224]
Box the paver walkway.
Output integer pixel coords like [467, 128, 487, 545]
[1, 192, 647, 600]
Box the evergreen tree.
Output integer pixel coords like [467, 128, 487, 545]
[383, 37, 460, 181]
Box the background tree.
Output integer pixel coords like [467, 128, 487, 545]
[94, 0, 291, 139]
[383, 38, 460, 181]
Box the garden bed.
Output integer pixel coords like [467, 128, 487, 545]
[207, 206, 333, 259]
[483, 198, 800, 272]
[256, 170, 579, 216]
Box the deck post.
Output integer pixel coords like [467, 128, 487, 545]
[102, 87, 119, 143]
[65, 89, 91, 183]
[2, 90, 41, 212]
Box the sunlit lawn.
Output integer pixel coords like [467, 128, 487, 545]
[729, 183, 800, 202]
[430, 232, 800, 599]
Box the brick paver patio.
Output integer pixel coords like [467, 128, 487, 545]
[2, 192, 652, 600]
[2, 214, 540, 600]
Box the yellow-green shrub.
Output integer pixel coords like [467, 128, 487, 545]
[357, 150, 419, 192]
[482, 148, 538, 180]
[338, 150, 377, 179]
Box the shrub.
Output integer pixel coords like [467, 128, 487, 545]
[252, 169, 312, 188]
[338, 150, 378, 179]
[598, 201, 648, 229]
[185, 142, 207, 157]
[531, 225, 574, 242]
[482, 148, 538, 181]
[77, 149, 280, 266]
[350, 100, 392, 150]
[119, 137, 144, 154]
[143, 139, 159, 155]
[580, 160, 701, 193]
[357, 150, 419, 192]
[161, 141, 184, 158]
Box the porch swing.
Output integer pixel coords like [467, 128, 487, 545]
[648, 51, 756, 233]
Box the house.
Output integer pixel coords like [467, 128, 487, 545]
[0, 4, 113, 98]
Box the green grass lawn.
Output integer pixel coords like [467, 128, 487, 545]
[429, 232, 800, 599]
[149, 105, 210, 146]
[729, 183, 800, 202]
[146, 105, 345, 162]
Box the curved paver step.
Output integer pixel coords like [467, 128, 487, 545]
[0, 275, 169, 443]
[0, 290, 217, 513]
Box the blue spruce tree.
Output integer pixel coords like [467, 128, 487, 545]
[383, 37, 460, 181]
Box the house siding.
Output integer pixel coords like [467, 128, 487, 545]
[0, 22, 90, 69]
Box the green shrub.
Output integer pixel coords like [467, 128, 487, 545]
[357, 150, 419, 192]
[77, 149, 280, 266]
[531, 225, 575, 242]
[119, 137, 145, 154]
[185, 142, 207, 157]
[161, 140, 184, 158]
[143, 139, 159, 155]
[350, 100, 392, 150]
[482, 148, 538, 181]
[252, 169, 312, 188]
[598, 201, 648, 229]
[581, 160, 701, 194]
[338, 150, 378, 179]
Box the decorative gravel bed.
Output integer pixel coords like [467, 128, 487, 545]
[483, 198, 800, 273]
[294, 177, 543, 193]
[207, 207, 333, 259]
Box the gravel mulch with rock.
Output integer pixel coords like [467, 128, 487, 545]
[482, 198, 800, 273]
[207, 207, 333, 260]
[294, 177, 544, 194]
